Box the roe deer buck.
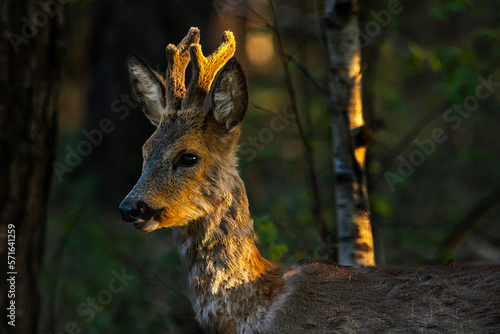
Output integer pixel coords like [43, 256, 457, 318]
[119, 27, 500, 333]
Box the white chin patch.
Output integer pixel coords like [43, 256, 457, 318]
[134, 220, 159, 232]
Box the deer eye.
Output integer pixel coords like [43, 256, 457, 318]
[177, 153, 198, 167]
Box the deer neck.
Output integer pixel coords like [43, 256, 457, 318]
[172, 175, 280, 331]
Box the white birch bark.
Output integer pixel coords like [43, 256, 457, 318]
[324, 0, 375, 266]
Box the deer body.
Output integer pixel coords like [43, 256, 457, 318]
[119, 28, 500, 333]
[173, 188, 500, 334]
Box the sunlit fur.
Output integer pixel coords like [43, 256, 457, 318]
[127, 102, 292, 333]
[122, 29, 500, 334]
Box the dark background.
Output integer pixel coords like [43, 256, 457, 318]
[44, 0, 499, 333]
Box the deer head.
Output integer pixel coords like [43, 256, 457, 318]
[119, 28, 248, 232]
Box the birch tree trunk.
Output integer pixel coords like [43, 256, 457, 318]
[324, 0, 375, 266]
[0, 1, 65, 332]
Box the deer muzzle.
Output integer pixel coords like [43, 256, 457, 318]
[119, 195, 162, 231]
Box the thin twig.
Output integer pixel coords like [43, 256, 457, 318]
[44, 199, 89, 334]
[252, 103, 280, 115]
[369, 100, 447, 188]
[443, 185, 500, 258]
[238, 16, 272, 30]
[101, 227, 192, 321]
[284, 53, 328, 95]
[268, 0, 327, 241]
[244, 3, 273, 29]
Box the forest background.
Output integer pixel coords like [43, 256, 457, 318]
[4, 0, 500, 333]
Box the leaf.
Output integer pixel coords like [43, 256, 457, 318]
[268, 244, 289, 261]
[372, 198, 392, 218]
[254, 216, 278, 243]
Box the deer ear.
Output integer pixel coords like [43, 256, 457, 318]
[128, 54, 166, 126]
[208, 58, 248, 131]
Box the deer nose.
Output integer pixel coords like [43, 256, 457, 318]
[119, 200, 148, 222]
[119, 205, 139, 222]
[119, 199, 161, 223]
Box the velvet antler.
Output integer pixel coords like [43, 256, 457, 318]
[165, 27, 200, 110]
[182, 31, 236, 110]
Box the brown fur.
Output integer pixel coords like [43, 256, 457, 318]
[120, 28, 500, 333]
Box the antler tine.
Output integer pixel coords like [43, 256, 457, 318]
[182, 30, 236, 110]
[165, 27, 201, 109]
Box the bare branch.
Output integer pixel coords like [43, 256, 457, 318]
[443, 185, 500, 258]
[284, 53, 328, 95]
[268, 0, 327, 244]
[370, 101, 447, 189]
[43, 200, 89, 334]
[251, 103, 281, 115]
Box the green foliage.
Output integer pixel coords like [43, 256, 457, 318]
[254, 215, 289, 262]
[371, 195, 392, 218]
[268, 244, 290, 262]
[430, 0, 478, 21]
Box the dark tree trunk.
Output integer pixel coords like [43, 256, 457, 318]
[0, 1, 65, 333]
